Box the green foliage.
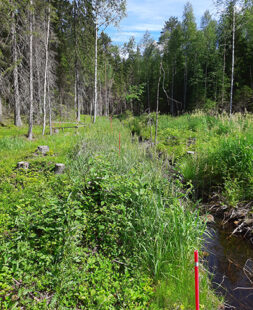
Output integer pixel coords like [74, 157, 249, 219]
[126, 112, 253, 207]
[0, 117, 221, 309]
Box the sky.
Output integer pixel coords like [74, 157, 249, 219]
[105, 0, 217, 46]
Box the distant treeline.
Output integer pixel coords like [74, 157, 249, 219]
[1, 0, 253, 131]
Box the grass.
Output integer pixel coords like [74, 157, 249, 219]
[0, 116, 221, 309]
[125, 111, 253, 207]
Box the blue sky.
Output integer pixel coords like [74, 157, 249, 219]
[105, 0, 216, 45]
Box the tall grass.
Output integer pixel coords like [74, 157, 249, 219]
[126, 112, 253, 206]
[0, 117, 221, 309]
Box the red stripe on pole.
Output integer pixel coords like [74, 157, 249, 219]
[119, 132, 121, 155]
[194, 250, 200, 310]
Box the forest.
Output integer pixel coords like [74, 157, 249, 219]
[1, 0, 253, 128]
[1, 0, 253, 309]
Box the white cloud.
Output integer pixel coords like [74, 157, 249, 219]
[106, 0, 216, 45]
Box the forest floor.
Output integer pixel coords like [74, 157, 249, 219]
[0, 116, 222, 309]
[124, 111, 253, 241]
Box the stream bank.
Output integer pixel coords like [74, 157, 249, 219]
[138, 135, 253, 309]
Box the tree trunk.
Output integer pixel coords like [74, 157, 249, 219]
[171, 61, 175, 115]
[74, 0, 80, 123]
[229, 4, 235, 116]
[11, 11, 22, 127]
[42, 6, 51, 135]
[28, 0, 34, 140]
[0, 97, 2, 123]
[104, 62, 108, 116]
[93, 17, 98, 123]
[221, 42, 226, 107]
[183, 56, 187, 111]
[155, 61, 162, 146]
[48, 83, 52, 135]
[204, 62, 208, 102]
[35, 48, 42, 118]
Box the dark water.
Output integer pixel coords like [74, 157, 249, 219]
[204, 221, 253, 309]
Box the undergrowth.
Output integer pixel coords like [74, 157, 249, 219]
[124, 111, 253, 207]
[0, 117, 221, 309]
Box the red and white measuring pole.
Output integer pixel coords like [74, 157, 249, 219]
[194, 250, 200, 310]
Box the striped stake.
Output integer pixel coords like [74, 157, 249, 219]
[119, 132, 121, 155]
[194, 250, 200, 310]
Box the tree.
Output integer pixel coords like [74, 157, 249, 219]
[28, 0, 34, 140]
[43, 2, 51, 135]
[92, 0, 126, 123]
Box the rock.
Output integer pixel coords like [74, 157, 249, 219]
[17, 161, 29, 170]
[55, 163, 65, 174]
[187, 151, 195, 155]
[53, 128, 60, 134]
[37, 146, 50, 155]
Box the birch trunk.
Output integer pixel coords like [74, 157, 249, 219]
[11, 12, 22, 127]
[28, 0, 34, 140]
[42, 6, 51, 135]
[229, 4, 235, 116]
[93, 17, 98, 123]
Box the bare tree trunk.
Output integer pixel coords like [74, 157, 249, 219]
[42, 6, 51, 135]
[183, 56, 187, 112]
[75, 70, 80, 122]
[171, 61, 175, 115]
[229, 4, 235, 116]
[35, 49, 42, 118]
[93, 17, 98, 123]
[12, 12, 22, 127]
[221, 42, 226, 107]
[28, 0, 34, 140]
[104, 62, 108, 116]
[73, 0, 80, 123]
[48, 83, 52, 135]
[155, 61, 162, 146]
[0, 97, 2, 123]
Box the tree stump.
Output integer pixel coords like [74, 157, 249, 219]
[37, 146, 50, 155]
[17, 161, 29, 170]
[55, 163, 65, 174]
[53, 128, 60, 134]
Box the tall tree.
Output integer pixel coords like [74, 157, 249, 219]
[28, 0, 34, 140]
[92, 0, 126, 123]
[43, 3, 51, 135]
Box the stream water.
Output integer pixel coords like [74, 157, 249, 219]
[204, 220, 253, 309]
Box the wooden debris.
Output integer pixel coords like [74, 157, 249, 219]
[37, 145, 49, 155]
[17, 161, 29, 170]
[55, 163, 65, 174]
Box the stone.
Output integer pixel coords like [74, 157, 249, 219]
[37, 146, 50, 155]
[55, 163, 65, 174]
[17, 161, 29, 170]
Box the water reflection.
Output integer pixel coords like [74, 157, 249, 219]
[203, 220, 253, 310]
